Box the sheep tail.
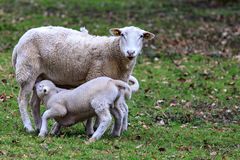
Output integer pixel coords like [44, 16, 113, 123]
[12, 45, 18, 68]
[111, 79, 132, 100]
[128, 75, 139, 93]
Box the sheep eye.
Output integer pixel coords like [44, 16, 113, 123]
[140, 35, 143, 38]
[43, 89, 47, 93]
[121, 33, 124, 37]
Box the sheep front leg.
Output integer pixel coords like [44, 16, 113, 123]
[39, 105, 67, 137]
[30, 90, 42, 132]
[18, 82, 36, 132]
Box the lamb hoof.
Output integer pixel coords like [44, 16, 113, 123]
[50, 131, 60, 136]
[50, 128, 59, 136]
[25, 126, 34, 133]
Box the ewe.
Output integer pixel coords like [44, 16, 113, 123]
[35, 77, 131, 142]
[12, 26, 155, 132]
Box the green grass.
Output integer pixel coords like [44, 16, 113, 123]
[0, 0, 240, 159]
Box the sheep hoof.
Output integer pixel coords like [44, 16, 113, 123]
[38, 131, 47, 137]
[121, 128, 127, 133]
[86, 129, 94, 137]
[111, 132, 121, 137]
[35, 128, 40, 134]
[87, 133, 93, 137]
[86, 138, 96, 144]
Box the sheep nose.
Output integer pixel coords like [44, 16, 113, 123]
[127, 50, 135, 56]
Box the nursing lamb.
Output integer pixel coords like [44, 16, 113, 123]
[35, 77, 131, 142]
[12, 26, 155, 132]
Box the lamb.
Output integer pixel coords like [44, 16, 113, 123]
[12, 25, 154, 132]
[35, 77, 131, 142]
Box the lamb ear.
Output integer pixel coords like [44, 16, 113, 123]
[109, 28, 122, 36]
[143, 31, 155, 40]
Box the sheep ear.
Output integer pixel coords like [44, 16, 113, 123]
[143, 31, 155, 40]
[109, 28, 121, 36]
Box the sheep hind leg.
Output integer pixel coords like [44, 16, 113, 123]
[89, 109, 112, 142]
[114, 95, 129, 134]
[15, 54, 41, 133]
[89, 101, 112, 142]
[120, 101, 129, 132]
[18, 79, 38, 133]
[110, 106, 124, 137]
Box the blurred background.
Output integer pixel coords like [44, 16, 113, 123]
[0, 1, 240, 159]
[0, 0, 240, 57]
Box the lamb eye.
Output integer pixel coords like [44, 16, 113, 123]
[140, 35, 143, 38]
[121, 33, 124, 37]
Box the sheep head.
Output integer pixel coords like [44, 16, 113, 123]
[110, 26, 155, 60]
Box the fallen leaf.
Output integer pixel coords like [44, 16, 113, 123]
[0, 93, 7, 102]
[136, 144, 143, 149]
[156, 99, 164, 106]
[178, 146, 192, 151]
[135, 135, 141, 140]
[180, 124, 188, 128]
[1, 79, 7, 84]
[157, 119, 165, 126]
[0, 150, 7, 155]
[170, 102, 177, 107]
[210, 151, 217, 156]
[142, 124, 149, 129]
[158, 147, 166, 152]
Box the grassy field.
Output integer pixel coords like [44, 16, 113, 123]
[0, 0, 240, 159]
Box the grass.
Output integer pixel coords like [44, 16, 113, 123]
[0, 0, 240, 159]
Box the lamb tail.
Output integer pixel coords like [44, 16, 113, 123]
[128, 75, 139, 92]
[112, 80, 132, 100]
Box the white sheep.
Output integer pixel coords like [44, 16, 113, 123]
[12, 26, 154, 132]
[35, 77, 131, 142]
[78, 28, 140, 135]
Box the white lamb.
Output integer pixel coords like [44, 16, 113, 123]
[12, 26, 154, 132]
[35, 77, 131, 142]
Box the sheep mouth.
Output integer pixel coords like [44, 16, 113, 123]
[127, 56, 135, 60]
